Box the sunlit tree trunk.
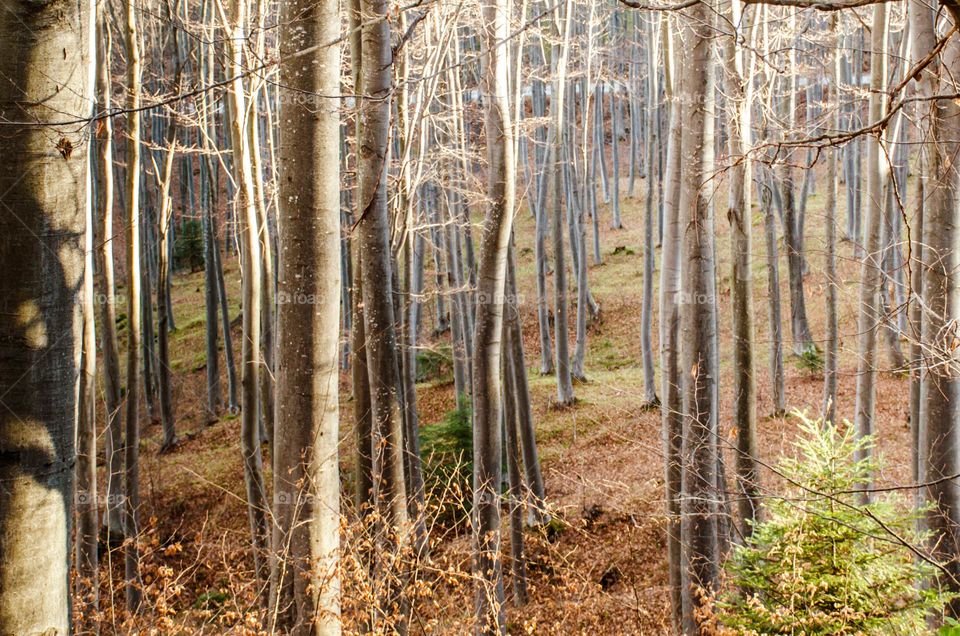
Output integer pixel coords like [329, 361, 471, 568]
[122, 0, 145, 609]
[0, 0, 89, 631]
[270, 0, 342, 628]
[222, 0, 270, 589]
[155, 121, 179, 453]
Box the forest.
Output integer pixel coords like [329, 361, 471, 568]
[1, 0, 959, 632]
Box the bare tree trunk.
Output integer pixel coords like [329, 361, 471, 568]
[502, 326, 527, 606]
[914, 2, 960, 615]
[762, 171, 787, 415]
[77, 32, 99, 611]
[222, 0, 270, 589]
[123, 0, 144, 609]
[270, 0, 342, 627]
[472, 0, 516, 628]
[549, 0, 575, 406]
[779, 18, 814, 355]
[823, 14, 841, 424]
[95, 8, 126, 540]
[853, 3, 890, 492]
[909, 0, 933, 499]
[722, 0, 759, 534]
[0, 4, 89, 632]
[505, 242, 548, 525]
[658, 13, 684, 630]
[678, 5, 719, 629]
[347, 0, 374, 515]
[357, 0, 410, 625]
[156, 121, 179, 453]
[640, 12, 659, 407]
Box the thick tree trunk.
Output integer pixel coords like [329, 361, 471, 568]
[677, 5, 719, 630]
[472, 0, 516, 629]
[0, 3, 89, 631]
[357, 0, 410, 625]
[913, 3, 960, 615]
[270, 0, 342, 628]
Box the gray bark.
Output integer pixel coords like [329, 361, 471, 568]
[123, 0, 145, 608]
[0, 3, 89, 631]
[853, 4, 890, 492]
[95, 10, 125, 539]
[270, 0, 342, 627]
[677, 6, 719, 630]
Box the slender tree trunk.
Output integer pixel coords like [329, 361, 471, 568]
[347, 0, 375, 516]
[722, 0, 759, 534]
[502, 327, 527, 606]
[658, 13, 684, 630]
[95, 9, 126, 540]
[123, 0, 144, 609]
[823, 15, 841, 424]
[156, 122, 179, 453]
[640, 12, 659, 407]
[762, 171, 787, 415]
[909, 0, 933, 500]
[77, 35, 99, 612]
[549, 0, 575, 406]
[505, 242, 548, 525]
[853, 3, 890, 491]
[610, 88, 622, 229]
[222, 0, 270, 589]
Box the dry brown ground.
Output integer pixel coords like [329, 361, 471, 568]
[85, 168, 914, 634]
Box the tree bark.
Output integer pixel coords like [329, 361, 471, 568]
[658, 13, 684, 629]
[95, 6, 126, 540]
[721, 0, 759, 535]
[853, 3, 890, 493]
[222, 0, 270, 589]
[0, 0, 89, 632]
[677, 4, 720, 630]
[472, 0, 516, 628]
[270, 0, 342, 628]
[123, 0, 145, 609]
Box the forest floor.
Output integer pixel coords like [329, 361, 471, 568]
[91, 169, 915, 634]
